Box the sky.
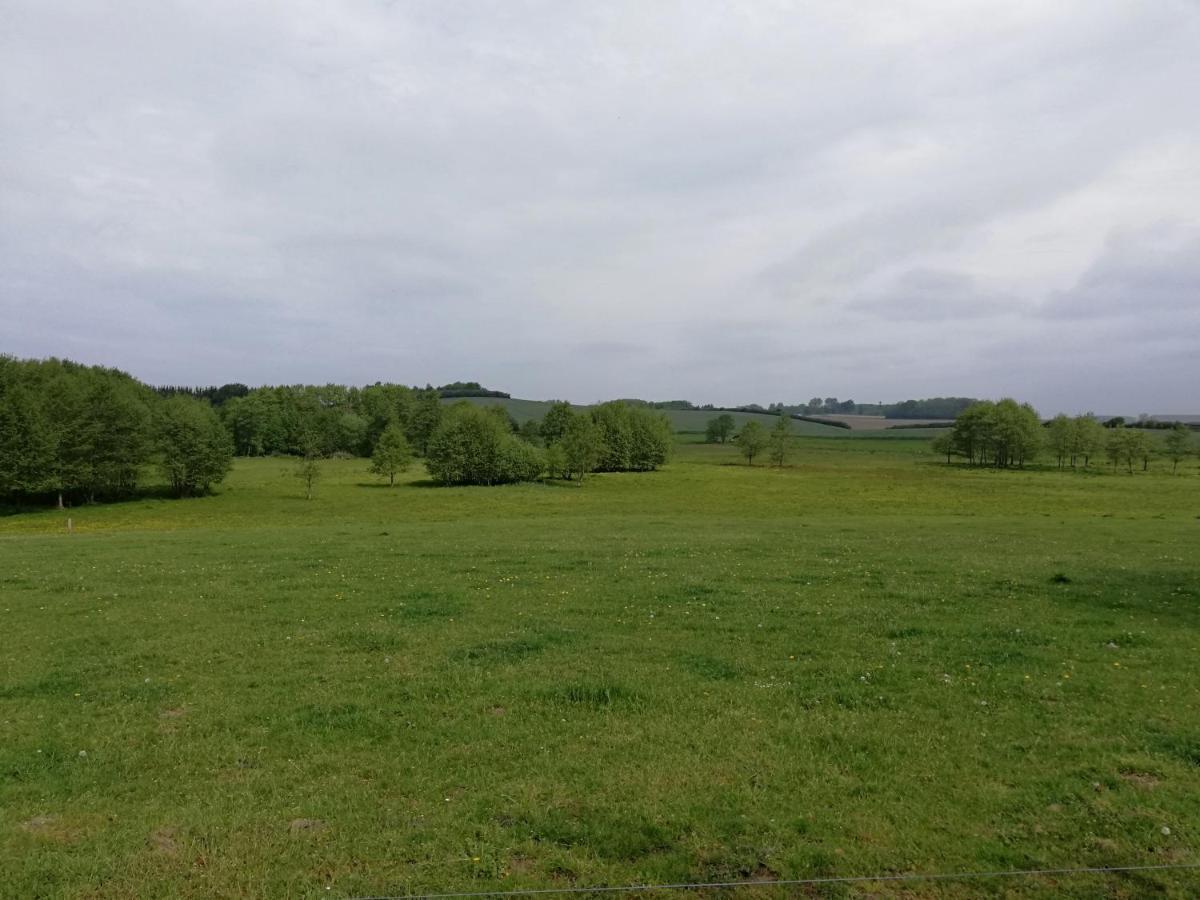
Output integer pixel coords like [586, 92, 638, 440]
[2, 1, 1198, 414]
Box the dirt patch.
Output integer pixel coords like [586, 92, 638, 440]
[159, 707, 187, 718]
[1119, 772, 1160, 789]
[748, 864, 780, 882]
[490, 706, 506, 716]
[20, 815, 80, 843]
[289, 818, 328, 834]
[149, 826, 180, 855]
[507, 855, 534, 876]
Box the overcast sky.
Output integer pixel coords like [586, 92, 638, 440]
[3, 1, 1198, 413]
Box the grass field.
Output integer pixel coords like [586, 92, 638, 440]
[2, 438, 1199, 898]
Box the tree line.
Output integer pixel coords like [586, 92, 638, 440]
[0, 356, 676, 502]
[0, 356, 232, 505]
[934, 399, 1198, 474]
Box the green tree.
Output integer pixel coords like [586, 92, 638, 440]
[735, 420, 768, 465]
[931, 431, 954, 464]
[1106, 425, 1149, 474]
[1070, 415, 1106, 468]
[0, 379, 53, 499]
[425, 402, 544, 485]
[406, 389, 443, 455]
[705, 414, 736, 444]
[1047, 414, 1072, 468]
[950, 399, 1040, 468]
[558, 415, 603, 481]
[369, 423, 414, 485]
[768, 413, 792, 467]
[1162, 423, 1195, 474]
[540, 401, 575, 446]
[589, 401, 672, 472]
[155, 396, 234, 497]
[296, 432, 323, 499]
[518, 418, 542, 446]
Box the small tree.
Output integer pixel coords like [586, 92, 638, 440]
[1047, 414, 1072, 468]
[155, 395, 234, 497]
[1071, 414, 1106, 468]
[1163, 423, 1195, 474]
[540, 401, 576, 446]
[559, 415, 603, 481]
[735, 420, 768, 465]
[931, 431, 954, 464]
[705, 414, 736, 444]
[296, 432, 323, 499]
[370, 423, 414, 485]
[768, 413, 792, 467]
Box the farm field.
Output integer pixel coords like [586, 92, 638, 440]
[2, 438, 1199, 898]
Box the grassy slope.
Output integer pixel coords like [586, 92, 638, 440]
[2, 440, 1199, 898]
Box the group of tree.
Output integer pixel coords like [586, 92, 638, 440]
[423, 400, 672, 486]
[935, 400, 1198, 473]
[938, 399, 1045, 468]
[1, 356, 232, 504]
[731, 413, 793, 466]
[217, 383, 444, 459]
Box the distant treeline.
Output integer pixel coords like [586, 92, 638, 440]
[934, 400, 1198, 473]
[627, 396, 978, 418]
[156, 380, 508, 405]
[1, 356, 674, 501]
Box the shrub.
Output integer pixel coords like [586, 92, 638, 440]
[426, 403, 545, 485]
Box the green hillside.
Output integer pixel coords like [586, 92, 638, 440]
[441, 396, 851, 437]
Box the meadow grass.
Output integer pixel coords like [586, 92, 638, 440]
[2, 439, 1198, 897]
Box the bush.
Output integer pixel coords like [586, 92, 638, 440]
[426, 403, 544, 485]
[590, 401, 672, 472]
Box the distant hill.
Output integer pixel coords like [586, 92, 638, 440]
[439, 397, 945, 437]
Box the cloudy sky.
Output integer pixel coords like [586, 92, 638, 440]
[3, 1, 1198, 413]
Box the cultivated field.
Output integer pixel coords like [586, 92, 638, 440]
[808, 414, 954, 431]
[2, 438, 1198, 897]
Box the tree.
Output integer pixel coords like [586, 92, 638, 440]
[425, 402, 544, 485]
[1047, 414, 1072, 468]
[540, 401, 575, 446]
[406, 389, 443, 455]
[1070, 415, 1106, 468]
[768, 413, 792, 467]
[518, 419, 542, 446]
[369, 423, 414, 485]
[1106, 425, 1149, 474]
[558, 415, 603, 481]
[296, 432, 323, 499]
[931, 431, 954, 464]
[1162, 424, 1195, 474]
[705, 414, 736, 444]
[735, 420, 768, 465]
[155, 395, 234, 497]
[949, 399, 1041, 468]
[589, 401, 672, 472]
[0, 379, 53, 499]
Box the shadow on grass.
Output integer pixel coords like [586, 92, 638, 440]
[0, 485, 190, 517]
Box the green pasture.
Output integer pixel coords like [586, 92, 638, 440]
[2, 439, 1198, 898]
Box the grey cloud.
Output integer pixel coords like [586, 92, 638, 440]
[850, 268, 1015, 322]
[1042, 224, 1200, 320]
[2, 1, 1199, 411]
